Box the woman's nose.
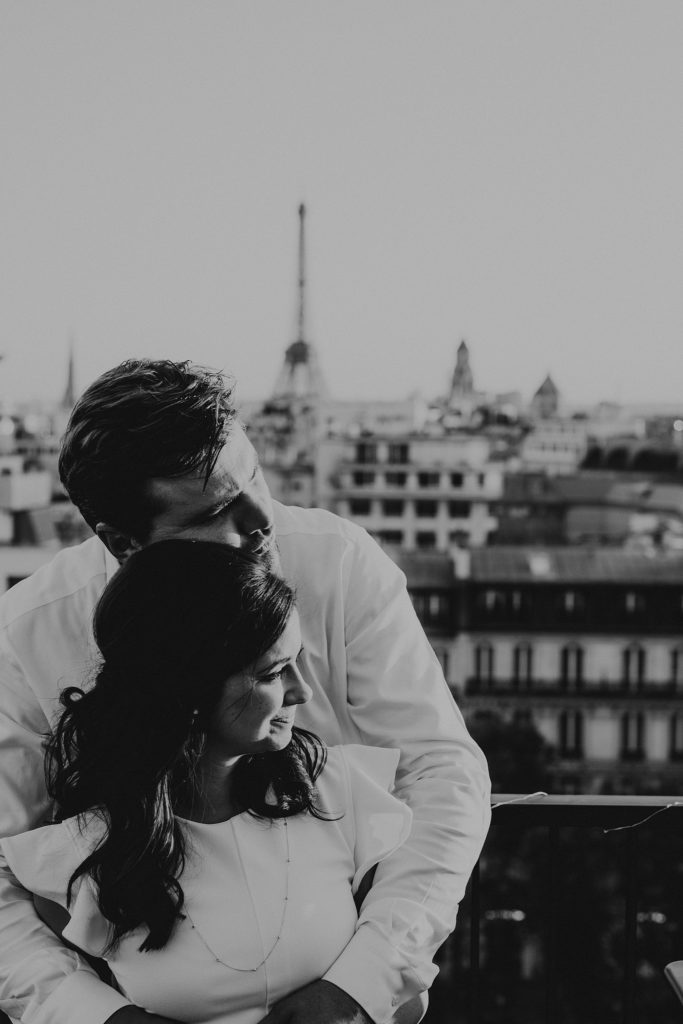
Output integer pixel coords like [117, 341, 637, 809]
[284, 666, 313, 706]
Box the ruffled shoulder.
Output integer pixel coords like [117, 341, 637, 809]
[317, 745, 413, 893]
[1, 813, 112, 955]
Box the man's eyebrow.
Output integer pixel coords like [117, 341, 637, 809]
[177, 495, 236, 528]
[178, 450, 259, 527]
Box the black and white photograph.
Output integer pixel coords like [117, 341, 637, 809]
[1, 4, 683, 1023]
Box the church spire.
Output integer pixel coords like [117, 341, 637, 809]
[61, 338, 76, 409]
[448, 339, 474, 403]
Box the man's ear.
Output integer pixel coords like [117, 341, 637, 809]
[95, 523, 142, 563]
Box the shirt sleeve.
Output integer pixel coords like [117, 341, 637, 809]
[322, 525, 491, 1024]
[0, 823, 131, 1024]
[0, 642, 132, 1024]
[330, 745, 412, 894]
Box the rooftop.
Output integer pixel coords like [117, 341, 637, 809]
[470, 547, 683, 584]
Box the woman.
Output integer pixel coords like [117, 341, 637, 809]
[1, 540, 416, 1024]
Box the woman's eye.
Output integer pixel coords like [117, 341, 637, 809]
[260, 671, 283, 684]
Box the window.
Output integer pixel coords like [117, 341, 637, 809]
[560, 644, 584, 689]
[385, 471, 407, 487]
[509, 590, 525, 616]
[449, 530, 469, 546]
[670, 713, 683, 761]
[559, 710, 584, 759]
[387, 443, 409, 465]
[352, 470, 375, 486]
[349, 499, 371, 516]
[513, 643, 533, 687]
[622, 644, 646, 690]
[381, 499, 404, 517]
[624, 591, 644, 615]
[479, 589, 505, 615]
[671, 648, 683, 687]
[377, 530, 403, 546]
[416, 531, 436, 550]
[475, 642, 495, 684]
[355, 443, 377, 465]
[415, 500, 437, 518]
[448, 500, 471, 518]
[418, 471, 440, 488]
[410, 591, 450, 625]
[561, 590, 585, 618]
[450, 472, 464, 488]
[621, 712, 645, 761]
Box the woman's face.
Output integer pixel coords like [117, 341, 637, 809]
[205, 610, 311, 762]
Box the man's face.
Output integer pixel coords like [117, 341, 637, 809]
[142, 426, 276, 561]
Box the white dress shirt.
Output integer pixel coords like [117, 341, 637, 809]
[0, 502, 490, 1024]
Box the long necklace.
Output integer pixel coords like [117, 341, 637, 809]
[184, 818, 290, 973]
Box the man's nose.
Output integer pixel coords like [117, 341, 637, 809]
[233, 486, 273, 538]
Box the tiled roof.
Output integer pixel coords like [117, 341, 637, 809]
[470, 547, 683, 583]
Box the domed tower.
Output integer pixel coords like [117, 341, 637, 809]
[531, 374, 560, 419]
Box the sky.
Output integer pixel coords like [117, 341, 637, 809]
[2, 1, 683, 410]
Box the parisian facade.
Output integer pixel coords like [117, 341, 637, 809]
[395, 545, 683, 793]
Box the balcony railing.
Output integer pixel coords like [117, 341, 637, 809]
[465, 677, 683, 702]
[426, 794, 683, 1024]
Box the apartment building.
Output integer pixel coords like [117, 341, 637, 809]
[315, 431, 502, 550]
[395, 545, 683, 793]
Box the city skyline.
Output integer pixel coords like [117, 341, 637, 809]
[2, 2, 683, 408]
[12, 333, 683, 419]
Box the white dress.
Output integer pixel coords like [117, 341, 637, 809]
[1, 745, 412, 1024]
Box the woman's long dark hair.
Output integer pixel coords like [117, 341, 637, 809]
[45, 540, 327, 953]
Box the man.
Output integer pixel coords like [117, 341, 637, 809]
[0, 359, 490, 1024]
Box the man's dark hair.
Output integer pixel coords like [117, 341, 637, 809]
[58, 358, 237, 540]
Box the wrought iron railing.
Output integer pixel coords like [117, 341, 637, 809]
[465, 678, 683, 699]
[425, 794, 683, 1024]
